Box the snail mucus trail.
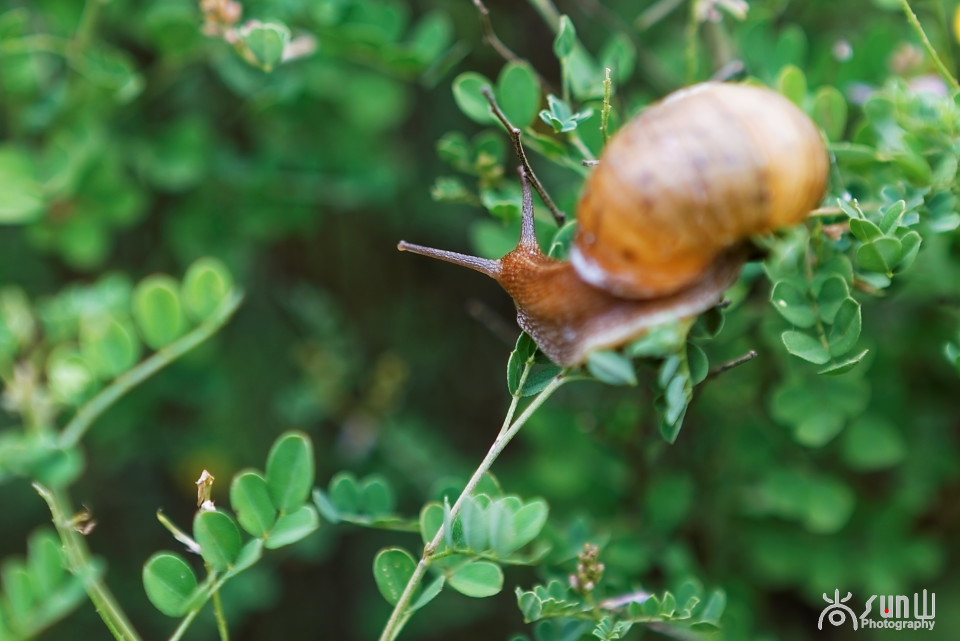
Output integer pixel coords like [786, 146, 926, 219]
[398, 82, 830, 367]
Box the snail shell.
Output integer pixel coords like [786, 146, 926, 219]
[398, 82, 829, 366]
[572, 82, 829, 298]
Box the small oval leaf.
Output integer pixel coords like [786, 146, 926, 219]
[181, 257, 234, 322]
[781, 330, 830, 364]
[132, 275, 187, 349]
[80, 314, 141, 379]
[452, 72, 494, 124]
[264, 505, 319, 549]
[374, 548, 417, 606]
[142, 552, 199, 617]
[193, 511, 242, 572]
[265, 431, 315, 512]
[230, 470, 277, 538]
[448, 561, 503, 598]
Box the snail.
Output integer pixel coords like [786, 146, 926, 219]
[398, 82, 829, 366]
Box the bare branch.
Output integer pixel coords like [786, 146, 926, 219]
[707, 350, 758, 380]
[471, 0, 521, 63]
[481, 86, 567, 226]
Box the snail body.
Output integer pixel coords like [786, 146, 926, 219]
[399, 82, 829, 367]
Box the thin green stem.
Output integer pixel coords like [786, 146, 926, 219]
[568, 132, 596, 163]
[377, 365, 567, 641]
[59, 291, 243, 448]
[685, 0, 701, 83]
[601, 68, 612, 143]
[636, 0, 686, 31]
[34, 484, 143, 641]
[526, 0, 561, 30]
[900, 0, 960, 92]
[72, 0, 103, 53]
[211, 583, 230, 641]
[168, 573, 230, 641]
[0, 35, 71, 57]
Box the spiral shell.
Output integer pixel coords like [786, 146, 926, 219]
[571, 82, 829, 299]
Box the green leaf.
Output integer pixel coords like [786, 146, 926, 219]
[181, 257, 233, 322]
[793, 411, 844, 447]
[27, 529, 65, 595]
[781, 330, 830, 364]
[553, 15, 576, 59]
[360, 475, 395, 516]
[264, 505, 319, 549]
[519, 363, 564, 397]
[488, 498, 518, 556]
[827, 298, 861, 356]
[841, 415, 905, 470]
[812, 86, 847, 141]
[815, 276, 849, 323]
[329, 472, 361, 514]
[193, 510, 242, 572]
[312, 489, 340, 524]
[241, 21, 291, 72]
[804, 478, 855, 533]
[897, 230, 922, 271]
[879, 200, 906, 233]
[230, 470, 277, 538]
[373, 548, 417, 606]
[460, 496, 488, 551]
[517, 588, 543, 622]
[507, 333, 535, 394]
[818, 349, 869, 375]
[419, 502, 444, 544]
[696, 589, 726, 627]
[46, 347, 96, 405]
[496, 62, 540, 128]
[0, 146, 44, 223]
[776, 65, 807, 106]
[628, 320, 690, 357]
[80, 313, 141, 379]
[448, 560, 503, 598]
[411, 575, 445, 611]
[452, 72, 494, 124]
[226, 539, 263, 577]
[891, 151, 931, 184]
[265, 431, 315, 512]
[770, 280, 815, 328]
[599, 32, 636, 82]
[586, 351, 637, 386]
[687, 343, 709, 386]
[132, 275, 187, 349]
[848, 218, 884, 242]
[2, 560, 34, 625]
[511, 499, 549, 550]
[142, 552, 199, 617]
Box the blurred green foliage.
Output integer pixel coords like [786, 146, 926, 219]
[2, 0, 960, 640]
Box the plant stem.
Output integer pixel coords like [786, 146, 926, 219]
[59, 291, 243, 448]
[212, 584, 230, 641]
[481, 87, 568, 226]
[168, 573, 230, 641]
[471, 0, 521, 63]
[685, 0, 701, 83]
[527, 0, 561, 30]
[34, 484, 143, 641]
[900, 0, 960, 92]
[377, 367, 567, 641]
[72, 0, 103, 53]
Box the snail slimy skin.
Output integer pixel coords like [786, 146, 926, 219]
[398, 82, 830, 367]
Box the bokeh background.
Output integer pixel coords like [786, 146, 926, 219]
[1, 0, 959, 639]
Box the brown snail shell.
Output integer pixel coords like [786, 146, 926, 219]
[398, 82, 829, 367]
[572, 82, 829, 298]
